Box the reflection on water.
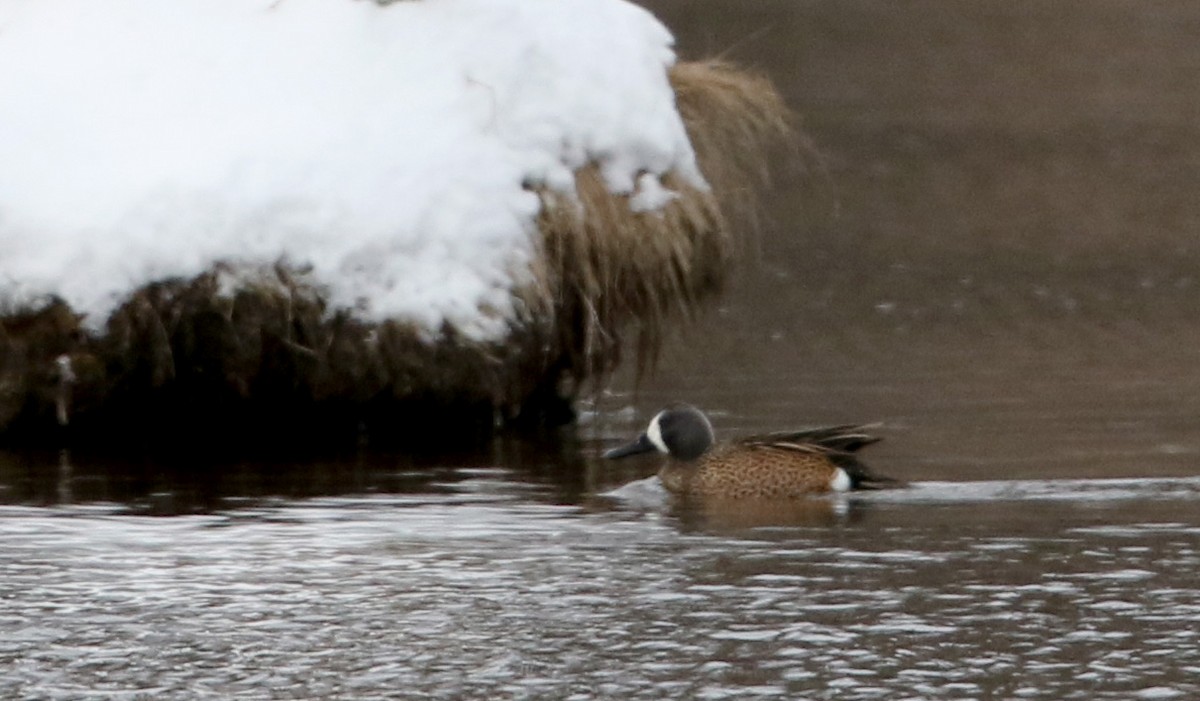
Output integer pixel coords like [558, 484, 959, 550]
[2, 468, 1198, 700]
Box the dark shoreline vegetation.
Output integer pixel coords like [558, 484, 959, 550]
[0, 60, 798, 450]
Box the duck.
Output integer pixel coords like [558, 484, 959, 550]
[603, 403, 898, 498]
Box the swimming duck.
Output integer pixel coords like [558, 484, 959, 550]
[603, 403, 898, 498]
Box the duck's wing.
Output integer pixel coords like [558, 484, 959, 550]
[737, 423, 883, 454]
[735, 423, 902, 489]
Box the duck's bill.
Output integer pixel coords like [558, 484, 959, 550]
[603, 433, 657, 459]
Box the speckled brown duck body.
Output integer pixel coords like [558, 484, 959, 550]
[605, 403, 898, 498]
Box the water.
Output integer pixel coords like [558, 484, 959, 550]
[2, 466, 1198, 700]
[6, 2, 1200, 698]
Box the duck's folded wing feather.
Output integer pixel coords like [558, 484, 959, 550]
[735, 424, 903, 489]
[736, 424, 883, 454]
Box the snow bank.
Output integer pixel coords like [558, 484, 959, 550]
[0, 0, 704, 341]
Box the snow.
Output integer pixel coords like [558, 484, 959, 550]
[0, 0, 705, 341]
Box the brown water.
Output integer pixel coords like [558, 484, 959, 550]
[4, 2, 1200, 699]
[631, 0, 1200, 483]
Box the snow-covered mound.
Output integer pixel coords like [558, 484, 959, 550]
[0, 0, 705, 341]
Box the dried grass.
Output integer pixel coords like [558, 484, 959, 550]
[528, 59, 800, 384]
[0, 59, 798, 445]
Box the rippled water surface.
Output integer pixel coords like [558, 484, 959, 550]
[3, 463, 1199, 700]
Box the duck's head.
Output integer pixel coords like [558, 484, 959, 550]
[603, 403, 714, 462]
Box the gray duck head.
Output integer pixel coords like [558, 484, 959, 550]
[603, 403, 715, 462]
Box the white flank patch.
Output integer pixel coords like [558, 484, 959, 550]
[830, 468, 852, 492]
[0, 0, 706, 340]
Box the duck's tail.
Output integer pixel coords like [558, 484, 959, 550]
[838, 457, 905, 490]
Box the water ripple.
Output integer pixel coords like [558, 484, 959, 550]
[2, 483, 1198, 699]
